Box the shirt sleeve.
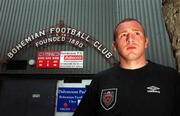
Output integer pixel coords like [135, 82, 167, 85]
[73, 76, 99, 116]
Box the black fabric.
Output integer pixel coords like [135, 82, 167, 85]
[73, 61, 180, 116]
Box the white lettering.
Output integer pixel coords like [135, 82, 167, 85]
[35, 42, 39, 47]
[93, 41, 100, 47]
[79, 90, 86, 94]
[56, 28, 61, 33]
[12, 48, 18, 54]
[48, 38, 53, 42]
[76, 31, 81, 37]
[80, 33, 90, 42]
[71, 29, 76, 35]
[97, 44, 103, 51]
[79, 43, 83, 48]
[66, 28, 71, 34]
[30, 34, 35, 40]
[39, 30, 46, 36]
[25, 37, 32, 43]
[102, 48, 108, 54]
[20, 40, 26, 47]
[93, 41, 112, 59]
[105, 52, 112, 59]
[80, 33, 86, 39]
[61, 27, 66, 33]
[7, 26, 113, 61]
[59, 90, 78, 94]
[50, 28, 55, 33]
[35, 37, 66, 47]
[7, 52, 14, 59]
[34, 32, 39, 38]
[85, 35, 90, 42]
[62, 36, 65, 41]
[39, 41, 44, 46]
[15, 44, 23, 50]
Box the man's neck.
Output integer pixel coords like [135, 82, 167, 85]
[119, 58, 148, 70]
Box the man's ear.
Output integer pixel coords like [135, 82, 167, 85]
[145, 37, 149, 48]
[112, 41, 117, 51]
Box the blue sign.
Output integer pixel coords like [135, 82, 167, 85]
[57, 87, 87, 112]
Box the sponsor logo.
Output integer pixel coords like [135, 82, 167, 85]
[64, 55, 83, 60]
[100, 88, 117, 110]
[147, 86, 160, 93]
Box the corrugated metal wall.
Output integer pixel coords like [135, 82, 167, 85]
[0, 0, 176, 74]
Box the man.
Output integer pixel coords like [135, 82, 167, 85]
[73, 18, 180, 116]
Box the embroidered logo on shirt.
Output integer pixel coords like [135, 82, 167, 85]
[100, 88, 117, 110]
[147, 86, 160, 93]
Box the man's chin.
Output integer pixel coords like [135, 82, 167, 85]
[125, 54, 138, 60]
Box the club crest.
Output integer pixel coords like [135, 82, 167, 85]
[100, 88, 117, 110]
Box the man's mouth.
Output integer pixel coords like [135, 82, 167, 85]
[127, 46, 136, 50]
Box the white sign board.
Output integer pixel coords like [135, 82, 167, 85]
[60, 51, 83, 68]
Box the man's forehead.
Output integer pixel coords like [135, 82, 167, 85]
[116, 21, 143, 31]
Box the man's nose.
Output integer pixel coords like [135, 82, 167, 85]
[126, 33, 134, 43]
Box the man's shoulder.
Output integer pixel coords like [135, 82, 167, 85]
[94, 65, 119, 78]
[90, 65, 120, 84]
[149, 61, 178, 74]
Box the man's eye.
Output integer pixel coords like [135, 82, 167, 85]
[135, 32, 140, 35]
[121, 33, 127, 37]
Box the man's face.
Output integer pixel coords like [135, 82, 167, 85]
[113, 21, 148, 61]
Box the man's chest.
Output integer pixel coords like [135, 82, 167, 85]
[96, 77, 174, 115]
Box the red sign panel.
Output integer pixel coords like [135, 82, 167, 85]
[36, 51, 60, 68]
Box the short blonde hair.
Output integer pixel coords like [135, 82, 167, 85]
[113, 18, 146, 41]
